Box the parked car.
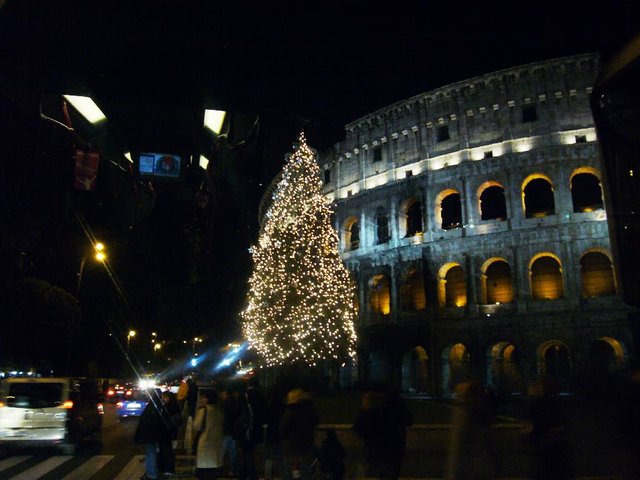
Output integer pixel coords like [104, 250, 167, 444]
[0, 377, 104, 454]
[116, 390, 148, 419]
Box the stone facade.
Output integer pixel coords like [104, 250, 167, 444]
[318, 53, 634, 396]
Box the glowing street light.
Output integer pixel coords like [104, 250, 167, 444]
[127, 330, 136, 353]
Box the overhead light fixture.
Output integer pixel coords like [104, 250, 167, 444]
[124, 152, 133, 163]
[63, 95, 107, 124]
[203, 109, 226, 134]
[199, 154, 210, 170]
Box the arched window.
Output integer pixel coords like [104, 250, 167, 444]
[479, 184, 507, 221]
[405, 199, 423, 237]
[349, 220, 360, 250]
[484, 260, 514, 304]
[441, 193, 462, 229]
[400, 269, 426, 311]
[581, 251, 616, 297]
[530, 255, 564, 300]
[439, 264, 467, 308]
[571, 172, 604, 213]
[523, 176, 555, 218]
[343, 217, 359, 251]
[375, 207, 390, 244]
[370, 274, 391, 315]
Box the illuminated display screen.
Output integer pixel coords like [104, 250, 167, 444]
[139, 152, 182, 178]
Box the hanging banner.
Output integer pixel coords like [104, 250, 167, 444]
[73, 150, 100, 190]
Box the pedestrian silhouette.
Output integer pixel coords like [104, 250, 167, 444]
[318, 429, 346, 480]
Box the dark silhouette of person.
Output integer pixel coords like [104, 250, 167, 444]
[353, 387, 413, 480]
[158, 390, 181, 476]
[527, 380, 574, 480]
[279, 388, 319, 480]
[445, 381, 498, 480]
[318, 429, 347, 480]
[236, 379, 268, 480]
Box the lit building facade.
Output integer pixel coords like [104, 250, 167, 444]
[318, 53, 634, 395]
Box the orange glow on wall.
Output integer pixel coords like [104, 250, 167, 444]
[581, 251, 616, 297]
[530, 255, 564, 300]
[370, 274, 391, 315]
[484, 260, 514, 303]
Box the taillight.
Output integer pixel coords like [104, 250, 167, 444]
[107, 390, 115, 396]
[63, 401, 74, 409]
[97, 403, 104, 415]
[126, 390, 132, 396]
[0, 401, 4, 408]
[116, 402, 123, 407]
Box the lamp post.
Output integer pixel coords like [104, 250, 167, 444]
[76, 242, 107, 294]
[67, 241, 107, 375]
[127, 330, 136, 353]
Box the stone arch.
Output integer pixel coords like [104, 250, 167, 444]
[487, 341, 523, 395]
[529, 253, 564, 300]
[436, 188, 462, 230]
[537, 340, 573, 392]
[478, 181, 507, 221]
[369, 274, 391, 315]
[481, 257, 514, 304]
[342, 216, 360, 251]
[399, 196, 423, 238]
[522, 173, 556, 218]
[570, 167, 604, 213]
[400, 268, 426, 311]
[438, 263, 467, 308]
[375, 206, 390, 244]
[401, 346, 429, 394]
[442, 343, 471, 396]
[580, 249, 617, 297]
[587, 336, 627, 373]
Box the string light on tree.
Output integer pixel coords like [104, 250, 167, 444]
[241, 131, 357, 367]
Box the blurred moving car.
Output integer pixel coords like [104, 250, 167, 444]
[116, 390, 148, 419]
[0, 377, 103, 454]
[105, 383, 135, 403]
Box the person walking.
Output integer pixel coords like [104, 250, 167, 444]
[279, 388, 319, 480]
[235, 380, 268, 480]
[134, 389, 176, 480]
[353, 386, 413, 480]
[193, 389, 224, 480]
[220, 386, 241, 476]
[158, 391, 182, 477]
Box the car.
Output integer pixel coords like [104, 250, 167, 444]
[116, 390, 148, 419]
[105, 383, 135, 403]
[0, 377, 103, 454]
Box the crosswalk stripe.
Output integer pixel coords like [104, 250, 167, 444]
[0, 456, 32, 473]
[113, 454, 145, 480]
[10, 456, 72, 480]
[61, 455, 114, 480]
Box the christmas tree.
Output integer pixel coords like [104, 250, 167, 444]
[241, 132, 357, 367]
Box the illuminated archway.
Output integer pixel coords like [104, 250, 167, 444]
[438, 263, 467, 307]
[401, 346, 429, 393]
[522, 173, 555, 218]
[481, 257, 514, 304]
[529, 253, 564, 300]
[369, 274, 391, 315]
[537, 340, 572, 392]
[570, 167, 604, 213]
[487, 341, 523, 395]
[478, 181, 507, 221]
[435, 188, 462, 230]
[400, 269, 426, 311]
[587, 337, 626, 373]
[580, 250, 616, 297]
[399, 197, 423, 238]
[441, 343, 470, 395]
[342, 216, 359, 251]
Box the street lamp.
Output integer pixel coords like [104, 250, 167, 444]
[192, 336, 203, 353]
[127, 330, 136, 353]
[77, 241, 107, 294]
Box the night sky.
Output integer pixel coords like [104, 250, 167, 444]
[0, 1, 637, 373]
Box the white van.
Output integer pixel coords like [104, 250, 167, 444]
[0, 377, 103, 454]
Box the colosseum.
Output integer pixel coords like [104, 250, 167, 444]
[315, 52, 635, 396]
